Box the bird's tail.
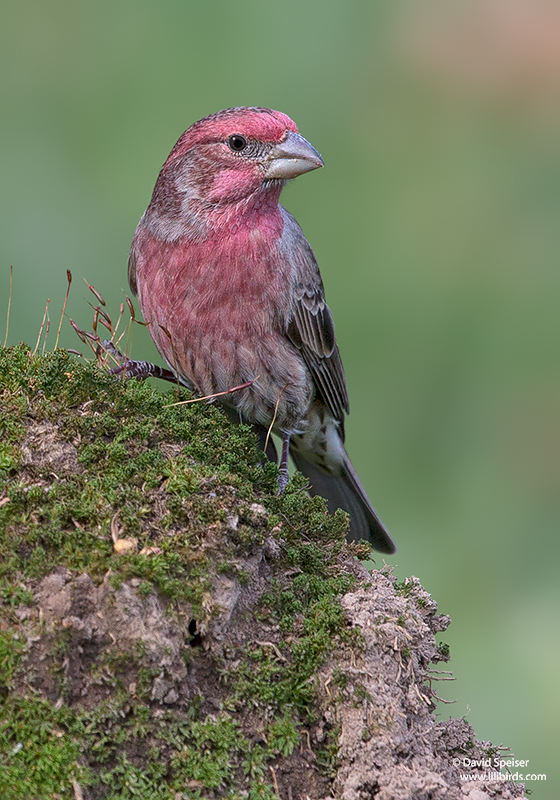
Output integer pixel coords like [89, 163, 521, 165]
[290, 447, 396, 554]
[288, 402, 396, 554]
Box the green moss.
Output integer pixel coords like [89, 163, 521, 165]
[436, 642, 450, 661]
[0, 345, 357, 798]
[0, 345, 279, 611]
[0, 581, 33, 607]
[266, 715, 300, 758]
[315, 724, 341, 777]
[393, 578, 415, 598]
[353, 683, 372, 704]
[0, 696, 90, 799]
[228, 567, 355, 719]
[169, 715, 242, 788]
[0, 631, 26, 689]
[0, 443, 20, 475]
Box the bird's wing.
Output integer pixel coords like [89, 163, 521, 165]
[279, 208, 350, 423]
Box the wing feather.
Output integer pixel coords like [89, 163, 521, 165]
[279, 208, 350, 422]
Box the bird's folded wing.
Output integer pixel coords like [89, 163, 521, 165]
[280, 208, 350, 424]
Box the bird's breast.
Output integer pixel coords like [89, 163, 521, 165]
[133, 226, 312, 432]
[133, 212, 314, 431]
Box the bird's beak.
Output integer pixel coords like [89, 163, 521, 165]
[264, 131, 324, 180]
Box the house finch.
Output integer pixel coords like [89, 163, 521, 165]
[127, 107, 396, 554]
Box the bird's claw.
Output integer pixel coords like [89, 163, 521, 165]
[99, 340, 142, 380]
[100, 340, 177, 383]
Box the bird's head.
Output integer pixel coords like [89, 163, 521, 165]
[149, 107, 324, 212]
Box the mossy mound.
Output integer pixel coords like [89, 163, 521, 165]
[0, 346, 525, 800]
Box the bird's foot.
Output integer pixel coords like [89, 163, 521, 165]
[99, 340, 177, 383]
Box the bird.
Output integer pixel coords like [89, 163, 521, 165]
[125, 107, 396, 554]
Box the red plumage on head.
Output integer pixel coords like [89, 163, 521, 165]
[165, 107, 298, 166]
[144, 106, 301, 220]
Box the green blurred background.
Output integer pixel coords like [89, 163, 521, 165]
[2, 0, 559, 794]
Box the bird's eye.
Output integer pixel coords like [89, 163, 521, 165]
[228, 134, 247, 152]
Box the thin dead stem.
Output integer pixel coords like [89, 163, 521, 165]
[33, 299, 50, 355]
[92, 307, 99, 339]
[112, 302, 125, 339]
[69, 319, 100, 357]
[269, 766, 280, 797]
[83, 278, 105, 306]
[158, 324, 181, 385]
[431, 691, 458, 705]
[3, 265, 13, 348]
[70, 288, 143, 372]
[54, 270, 72, 350]
[41, 317, 50, 354]
[115, 296, 139, 357]
[264, 384, 288, 455]
[164, 377, 260, 408]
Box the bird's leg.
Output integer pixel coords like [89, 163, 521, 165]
[277, 432, 291, 494]
[99, 340, 178, 384]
